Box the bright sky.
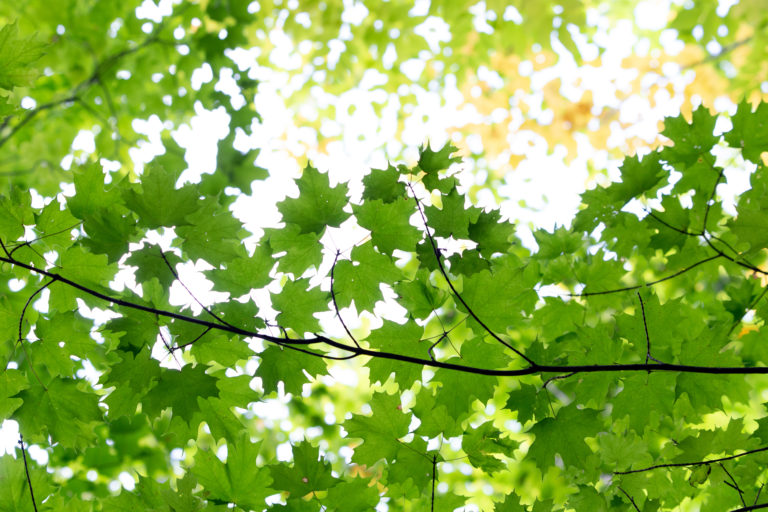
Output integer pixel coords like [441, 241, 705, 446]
[0, 0, 753, 505]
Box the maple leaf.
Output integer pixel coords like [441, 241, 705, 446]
[417, 142, 462, 192]
[344, 392, 410, 466]
[724, 100, 768, 164]
[0, 22, 46, 89]
[334, 242, 402, 312]
[362, 164, 406, 203]
[122, 165, 200, 228]
[353, 197, 422, 255]
[365, 319, 426, 387]
[271, 278, 329, 334]
[526, 405, 603, 469]
[278, 163, 350, 234]
[425, 186, 481, 239]
[193, 432, 274, 509]
[268, 441, 341, 497]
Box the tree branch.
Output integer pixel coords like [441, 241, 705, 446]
[8, 253, 768, 377]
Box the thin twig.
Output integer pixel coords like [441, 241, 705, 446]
[720, 462, 746, 507]
[407, 182, 535, 366]
[569, 254, 721, 297]
[618, 486, 640, 512]
[542, 372, 575, 390]
[614, 446, 768, 475]
[731, 503, 768, 511]
[431, 454, 437, 512]
[729, 285, 768, 335]
[171, 326, 212, 351]
[159, 249, 237, 329]
[637, 292, 664, 365]
[16, 279, 55, 390]
[18, 434, 39, 512]
[329, 250, 360, 348]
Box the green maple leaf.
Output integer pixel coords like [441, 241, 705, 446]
[468, 209, 516, 258]
[0, 22, 46, 89]
[606, 152, 665, 204]
[100, 348, 161, 419]
[425, 186, 480, 239]
[661, 106, 719, 165]
[365, 319, 426, 387]
[418, 142, 461, 172]
[80, 208, 139, 262]
[33, 199, 79, 252]
[611, 373, 675, 434]
[203, 244, 274, 296]
[196, 396, 246, 443]
[526, 405, 603, 469]
[728, 205, 768, 254]
[353, 197, 421, 255]
[412, 390, 463, 438]
[724, 100, 768, 164]
[344, 392, 410, 466]
[58, 245, 117, 288]
[417, 141, 462, 191]
[334, 242, 402, 312]
[269, 441, 341, 497]
[269, 499, 319, 511]
[386, 437, 434, 492]
[459, 256, 538, 333]
[32, 312, 102, 379]
[102, 311, 160, 353]
[271, 278, 328, 334]
[256, 345, 327, 395]
[122, 165, 200, 228]
[673, 420, 751, 463]
[190, 333, 254, 367]
[0, 369, 28, 420]
[433, 339, 508, 421]
[595, 431, 652, 472]
[215, 373, 258, 409]
[447, 249, 491, 276]
[362, 164, 406, 203]
[176, 197, 247, 266]
[325, 477, 380, 511]
[277, 163, 350, 234]
[494, 494, 528, 511]
[216, 133, 268, 192]
[193, 432, 274, 509]
[266, 223, 323, 276]
[0, 189, 33, 242]
[68, 163, 124, 217]
[0, 453, 53, 511]
[394, 268, 447, 319]
[646, 196, 691, 251]
[752, 417, 768, 444]
[142, 365, 219, 423]
[13, 378, 103, 449]
[35, 310, 107, 364]
[462, 421, 518, 473]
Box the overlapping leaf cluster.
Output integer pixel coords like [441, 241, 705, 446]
[3, 3, 768, 512]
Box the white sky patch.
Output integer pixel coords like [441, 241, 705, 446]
[414, 16, 452, 53]
[634, 0, 672, 31]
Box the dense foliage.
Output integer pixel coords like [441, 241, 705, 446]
[2, 1, 768, 511]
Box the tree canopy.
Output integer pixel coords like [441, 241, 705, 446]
[2, 1, 768, 511]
